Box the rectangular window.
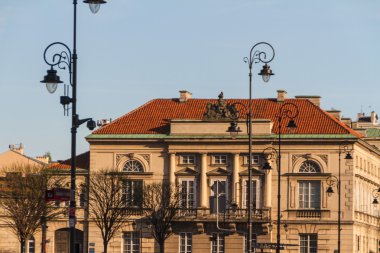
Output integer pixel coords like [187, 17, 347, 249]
[213, 155, 228, 165]
[300, 234, 317, 253]
[123, 232, 140, 253]
[28, 239, 35, 253]
[243, 180, 258, 209]
[181, 155, 195, 165]
[244, 234, 257, 253]
[299, 181, 321, 209]
[210, 180, 227, 213]
[122, 180, 143, 208]
[244, 155, 260, 164]
[180, 179, 196, 208]
[211, 233, 225, 253]
[179, 232, 192, 253]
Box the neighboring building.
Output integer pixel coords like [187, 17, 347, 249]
[83, 90, 380, 253]
[0, 143, 49, 170]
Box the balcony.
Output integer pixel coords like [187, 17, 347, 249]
[174, 207, 271, 222]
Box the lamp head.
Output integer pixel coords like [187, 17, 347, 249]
[226, 121, 241, 139]
[258, 64, 274, 83]
[286, 119, 297, 130]
[262, 162, 272, 170]
[83, 0, 106, 14]
[344, 152, 353, 160]
[326, 186, 334, 197]
[41, 68, 63, 94]
[132, 221, 137, 230]
[373, 198, 379, 207]
[284, 223, 289, 232]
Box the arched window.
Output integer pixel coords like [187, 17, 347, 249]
[123, 159, 144, 172]
[299, 160, 321, 173]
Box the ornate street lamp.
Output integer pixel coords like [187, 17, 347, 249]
[40, 1, 106, 253]
[326, 141, 353, 253]
[272, 102, 299, 253]
[227, 42, 275, 253]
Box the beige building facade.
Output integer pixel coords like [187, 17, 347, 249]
[2, 91, 380, 253]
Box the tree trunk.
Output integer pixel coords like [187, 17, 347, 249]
[159, 241, 164, 253]
[20, 238, 25, 253]
[103, 240, 108, 253]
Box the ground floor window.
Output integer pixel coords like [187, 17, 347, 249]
[211, 233, 225, 253]
[300, 234, 317, 253]
[244, 234, 257, 253]
[123, 232, 140, 253]
[28, 237, 35, 253]
[179, 232, 192, 253]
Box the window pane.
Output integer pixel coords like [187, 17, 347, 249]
[180, 233, 192, 253]
[299, 181, 320, 209]
[123, 232, 140, 253]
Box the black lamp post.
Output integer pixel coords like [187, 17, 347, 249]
[227, 42, 275, 253]
[263, 103, 298, 253]
[326, 142, 353, 253]
[40, 1, 106, 253]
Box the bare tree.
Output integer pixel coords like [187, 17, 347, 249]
[0, 164, 63, 253]
[88, 169, 129, 253]
[142, 182, 181, 253]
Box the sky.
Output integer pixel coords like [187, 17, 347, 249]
[0, 0, 379, 161]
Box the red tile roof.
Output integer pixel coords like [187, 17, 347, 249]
[48, 151, 90, 170]
[92, 98, 361, 137]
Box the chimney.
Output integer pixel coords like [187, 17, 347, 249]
[276, 90, 287, 103]
[326, 110, 342, 121]
[179, 90, 192, 103]
[35, 156, 50, 164]
[371, 111, 378, 124]
[295, 95, 321, 107]
[9, 143, 24, 155]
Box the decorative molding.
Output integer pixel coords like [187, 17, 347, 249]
[141, 154, 150, 165]
[317, 154, 328, 165]
[292, 155, 303, 167]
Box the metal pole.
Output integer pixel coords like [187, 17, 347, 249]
[276, 117, 282, 253]
[247, 65, 253, 253]
[338, 150, 341, 253]
[69, 0, 78, 253]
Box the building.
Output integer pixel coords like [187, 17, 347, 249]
[84, 90, 380, 253]
[2, 91, 380, 253]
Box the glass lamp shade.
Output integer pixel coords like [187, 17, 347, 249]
[89, 4, 100, 14]
[83, 0, 106, 14]
[373, 198, 379, 207]
[41, 68, 62, 94]
[46, 83, 58, 94]
[258, 64, 274, 83]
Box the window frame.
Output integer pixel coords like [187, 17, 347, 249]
[122, 179, 144, 208]
[211, 233, 225, 253]
[179, 232, 192, 253]
[242, 179, 261, 209]
[179, 178, 196, 209]
[299, 234, 317, 253]
[180, 155, 196, 165]
[212, 155, 228, 165]
[123, 159, 144, 172]
[123, 231, 141, 253]
[298, 181, 321, 209]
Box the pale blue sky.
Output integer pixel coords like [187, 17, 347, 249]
[0, 0, 379, 160]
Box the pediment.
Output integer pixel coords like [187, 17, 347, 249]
[207, 167, 231, 176]
[239, 168, 265, 176]
[175, 167, 198, 176]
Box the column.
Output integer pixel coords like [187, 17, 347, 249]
[232, 153, 240, 205]
[169, 153, 176, 185]
[265, 165, 272, 208]
[200, 153, 208, 208]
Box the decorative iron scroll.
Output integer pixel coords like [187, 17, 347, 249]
[203, 92, 239, 120]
